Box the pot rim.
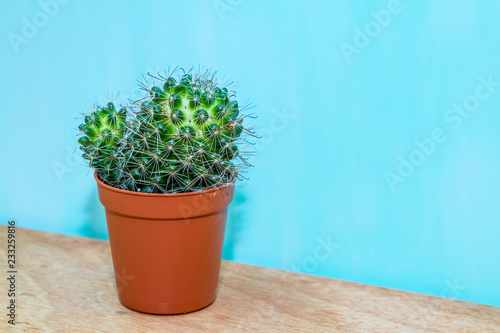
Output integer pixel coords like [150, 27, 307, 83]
[94, 171, 235, 198]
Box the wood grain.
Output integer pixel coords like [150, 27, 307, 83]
[0, 226, 499, 332]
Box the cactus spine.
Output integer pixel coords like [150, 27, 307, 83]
[77, 68, 254, 193]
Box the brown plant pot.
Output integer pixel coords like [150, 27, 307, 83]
[94, 172, 235, 314]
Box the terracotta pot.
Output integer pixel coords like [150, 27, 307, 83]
[94, 172, 235, 314]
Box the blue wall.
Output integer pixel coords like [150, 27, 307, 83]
[1, 0, 500, 307]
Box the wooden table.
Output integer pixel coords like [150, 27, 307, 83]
[1, 226, 499, 332]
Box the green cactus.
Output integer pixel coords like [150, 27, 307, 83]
[77, 68, 255, 193]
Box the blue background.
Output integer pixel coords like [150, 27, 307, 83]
[1, 0, 500, 307]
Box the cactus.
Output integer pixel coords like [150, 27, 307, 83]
[77, 68, 255, 193]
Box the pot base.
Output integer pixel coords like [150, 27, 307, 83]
[119, 295, 216, 315]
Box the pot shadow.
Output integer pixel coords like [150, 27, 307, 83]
[80, 188, 109, 240]
[222, 185, 248, 261]
[79, 185, 249, 245]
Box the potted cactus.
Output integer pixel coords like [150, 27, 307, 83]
[76, 68, 255, 314]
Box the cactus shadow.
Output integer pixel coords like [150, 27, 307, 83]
[80, 188, 109, 240]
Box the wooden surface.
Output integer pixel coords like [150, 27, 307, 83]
[1, 226, 499, 332]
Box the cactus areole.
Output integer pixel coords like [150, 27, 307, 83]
[77, 68, 256, 314]
[78, 68, 255, 194]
